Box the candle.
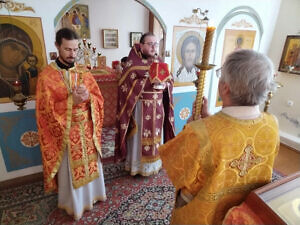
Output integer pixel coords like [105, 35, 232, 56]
[112, 60, 120, 69]
[201, 26, 215, 66]
[13, 80, 21, 86]
[193, 26, 216, 120]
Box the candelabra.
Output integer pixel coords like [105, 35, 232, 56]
[76, 39, 97, 69]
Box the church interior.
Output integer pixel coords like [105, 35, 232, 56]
[0, 0, 300, 224]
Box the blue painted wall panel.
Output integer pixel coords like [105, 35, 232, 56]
[173, 91, 196, 135]
[0, 109, 41, 172]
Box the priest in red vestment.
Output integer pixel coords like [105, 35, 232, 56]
[115, 32, 175, 176]
[36, 28, 106, 220]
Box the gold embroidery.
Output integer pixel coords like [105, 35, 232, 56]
[130, 73, 136, 79]
[143, 100, 152, 107]
[118, 66, 149, 85]
[121, 84, 128, 92]
[120, 123, 127, 130]
[143, 129, 151, 137]
[153, 93, 158, 100]
[230, 145, 264, 176]
[142, 136, 162, 145]
[118, 79, 139, 116]
[197, 182, 262, 202]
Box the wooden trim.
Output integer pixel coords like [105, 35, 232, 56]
[246, 192, 286, 225]
[149, 11, 154, 33]
[254, 171, 300, 195]
[245, 171, 300, 224]
[280, 142, 300, 153]
[0, 172, 43, 191]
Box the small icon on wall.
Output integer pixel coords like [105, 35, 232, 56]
[49, 52, 57, 60]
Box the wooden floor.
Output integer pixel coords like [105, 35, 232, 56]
[273, 144, 300, 176]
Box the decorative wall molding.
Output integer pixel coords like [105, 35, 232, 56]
[179, 8, 209, 26]
[232, 19, 253, 28]
[179, 14, 208, 25]
[0, 0, 35, 13]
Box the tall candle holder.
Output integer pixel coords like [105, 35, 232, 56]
[193, 26, 216, 120]
[193, 64, 215, 120]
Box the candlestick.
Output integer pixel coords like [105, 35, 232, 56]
[11, 80, 28, 110]
[193, 26, 216, 120]
[202, 26, 215, 66]
[193, 64, 214, 120]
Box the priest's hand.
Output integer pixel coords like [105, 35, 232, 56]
[187, 97, 210, 123]
[73, 84, 90, 105]
[153, 82, 166, 90]
[201, 97, 210, 118]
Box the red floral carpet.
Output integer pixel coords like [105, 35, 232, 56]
[0, 164, 175, 225]
[47, 169, 174, 224]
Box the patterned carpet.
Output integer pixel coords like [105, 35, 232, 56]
[0, 127, 285, 224]
[47, 168, 174, 224]
[0, 163, 174, 225]
[0, 166, 284, 225]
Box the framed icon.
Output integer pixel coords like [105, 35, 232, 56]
[130, 32, 143, 47]
[278, 35, 300, 75]
[102, 29, 118, 49]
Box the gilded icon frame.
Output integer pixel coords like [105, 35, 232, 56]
[171, 26, 206, 87]
[278, 35, 300, 75]
[0, 15, 47, 103]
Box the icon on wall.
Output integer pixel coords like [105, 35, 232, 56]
[58, 4, 90, 39]
[0, 15, 47, 103]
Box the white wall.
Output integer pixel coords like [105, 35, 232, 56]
[0, 0, 287, 182]
[147, 0, 281, 63]
[147, 0, 281, 100]
[88, 0, 149, 66]
[267, 0, 300, 151]
[0, 0, 148, 182]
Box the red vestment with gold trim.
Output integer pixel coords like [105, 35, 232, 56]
[115, 44, 175, 164]
[36, 62, 104, 192]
